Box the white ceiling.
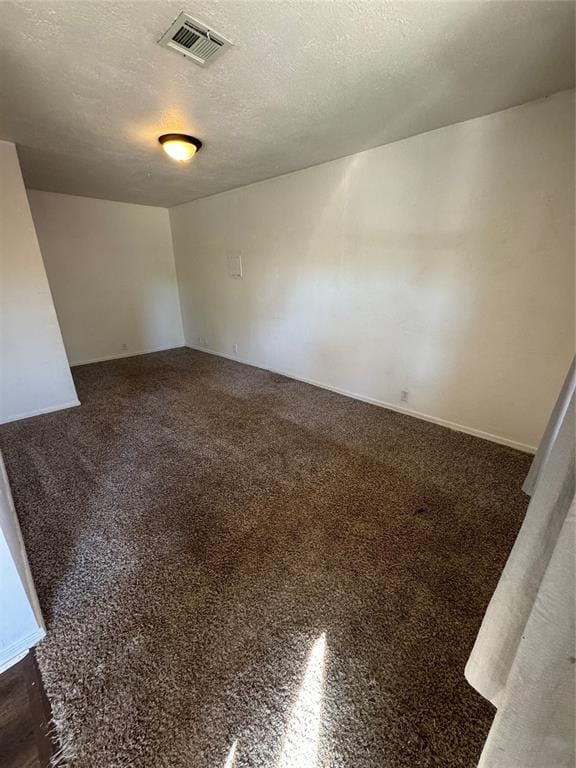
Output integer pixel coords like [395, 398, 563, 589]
[0, 1, 574, 207]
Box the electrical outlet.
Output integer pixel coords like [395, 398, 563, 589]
[400, 390, 409, 403]
[121, 343, 128, 351]
[198, 336, 208, 348]
[233, 343, 238, 355]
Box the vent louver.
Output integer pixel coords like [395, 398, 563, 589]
[158, 13, 232, 67]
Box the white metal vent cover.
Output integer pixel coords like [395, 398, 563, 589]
[158, 13, 232, 67]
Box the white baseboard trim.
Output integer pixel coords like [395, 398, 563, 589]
[0, 626, 45, 674]
[186, 345, 536, 454]
[0, 399, 81, 425]
[70, 344, 185, 367]
[0, 649, 29, 674]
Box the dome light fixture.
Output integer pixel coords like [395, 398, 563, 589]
[158, 133, 202, 162]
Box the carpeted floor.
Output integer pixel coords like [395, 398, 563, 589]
[0, 348, 532, 768]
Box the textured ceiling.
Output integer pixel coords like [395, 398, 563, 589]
[0, 1, 574, 207]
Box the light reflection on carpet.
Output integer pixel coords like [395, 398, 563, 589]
[222, 633, 327, 767]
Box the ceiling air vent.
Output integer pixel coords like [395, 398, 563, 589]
[158, 13, 232, 67]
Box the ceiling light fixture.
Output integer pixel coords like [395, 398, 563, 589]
[158, 133, 202, 162]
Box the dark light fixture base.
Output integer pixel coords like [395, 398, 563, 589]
[158, 134, 202, 151]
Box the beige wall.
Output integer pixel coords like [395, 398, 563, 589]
[0, 141, 78, 423]
[28, 191, 184, 366]
[170, 91, 575, 452]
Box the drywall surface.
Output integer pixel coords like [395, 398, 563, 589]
[0, 451, 44, 671]
[171, 91, 575, 452]
[28, 191, 184, 365]
[0, 141, 78, 423]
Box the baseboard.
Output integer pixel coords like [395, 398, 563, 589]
[0, 650, 29, 674]
[0, 627, 45, 674]
[0, 399, 81, 425]
[186, 345, 536, 454]
[70, 344, 185, 367]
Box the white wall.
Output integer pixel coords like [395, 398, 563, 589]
[0, 451, 44, 672]
[0, 141, 79, 423]
[28, 191, 184, 366]
[171, 91, 575, 452]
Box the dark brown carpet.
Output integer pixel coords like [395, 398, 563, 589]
[0, 348, 532, 768]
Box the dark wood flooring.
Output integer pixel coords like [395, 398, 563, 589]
[0, 653, 54, 768]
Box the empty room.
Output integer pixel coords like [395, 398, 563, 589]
[0, 2, 574, 767]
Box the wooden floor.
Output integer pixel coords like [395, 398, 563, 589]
[0, 654, 54, 768]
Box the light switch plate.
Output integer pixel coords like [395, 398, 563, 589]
[227, 254, 243, 279]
